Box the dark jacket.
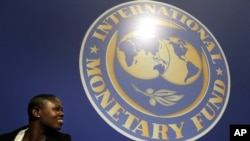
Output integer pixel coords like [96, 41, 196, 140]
[0, 126, 71, 141]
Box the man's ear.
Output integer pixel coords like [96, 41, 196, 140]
[32, 107, 41, 118]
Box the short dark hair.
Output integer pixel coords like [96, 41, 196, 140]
[27, 94, 57, 121]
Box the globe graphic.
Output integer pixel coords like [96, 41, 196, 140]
[117, 33, 170, 80]
[161, 37, 202, 85]
[117, 33, 202, 85]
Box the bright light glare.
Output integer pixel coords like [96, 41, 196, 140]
[136, 18, 156, 38]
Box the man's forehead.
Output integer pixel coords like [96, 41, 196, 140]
[42, 98, 62, 107]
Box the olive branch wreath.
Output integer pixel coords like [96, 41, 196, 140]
[131, 84, 184, 106]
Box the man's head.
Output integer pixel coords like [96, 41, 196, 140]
[27, 94, 64, 130]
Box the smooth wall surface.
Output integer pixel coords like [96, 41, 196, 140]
[0, 0, 249, 140]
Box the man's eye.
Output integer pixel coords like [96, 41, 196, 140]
[54, 107, 60, 111]
[54, 107, 63, 112]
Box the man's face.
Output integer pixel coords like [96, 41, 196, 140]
[39, 98, 64, 130]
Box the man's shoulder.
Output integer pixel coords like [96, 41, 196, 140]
[0, 125, 28, 141]
[0, 129, 19, 141]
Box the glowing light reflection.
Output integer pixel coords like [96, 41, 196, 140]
[136, 18, 157, 38]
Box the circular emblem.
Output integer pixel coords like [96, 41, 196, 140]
[79, 1, 230, 140]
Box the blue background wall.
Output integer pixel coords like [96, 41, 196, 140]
[0, 0, 249, 140]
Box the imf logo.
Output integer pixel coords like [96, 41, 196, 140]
[79, 1, 230, 140]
